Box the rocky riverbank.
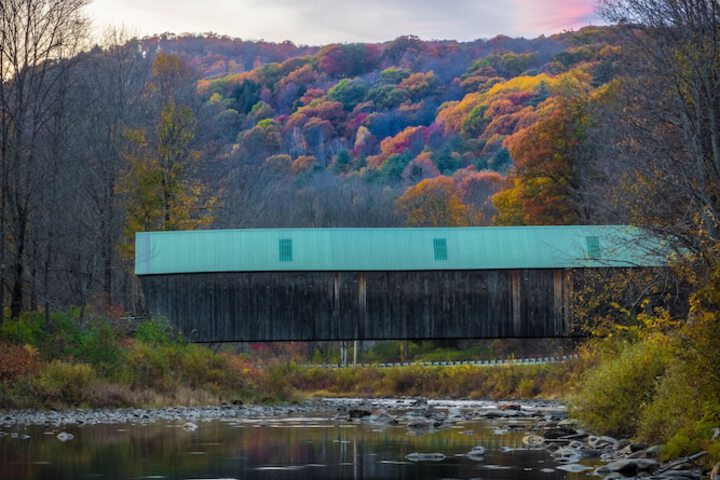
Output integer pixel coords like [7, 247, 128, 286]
[326, 398, 715, 479]
[1, 397, 717, 478]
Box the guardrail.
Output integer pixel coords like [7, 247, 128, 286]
[304, 355, 577, 369]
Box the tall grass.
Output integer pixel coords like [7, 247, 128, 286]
[282, 361, 574, 399]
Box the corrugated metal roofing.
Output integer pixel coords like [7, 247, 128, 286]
[134, 226, 667, 275]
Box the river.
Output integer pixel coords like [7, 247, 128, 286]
[0, 400, 599, 480]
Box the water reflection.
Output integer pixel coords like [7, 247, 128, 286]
[0, 416, 592, 479]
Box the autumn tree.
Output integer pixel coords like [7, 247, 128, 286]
[492, 92, 591, 225]
[397, 176, 468, 227]
[120, 54, 215, 258]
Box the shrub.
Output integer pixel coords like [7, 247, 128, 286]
[124, 341, 176, 391]
[0, 312, 48, 346]
[0, 342, 39, 382]
[35, 361, 96, 406]
[178, 345, 232, 390]
[135, 318, 177, 345]
[570, 333, 673, 437]
[71, 319, 125, 377]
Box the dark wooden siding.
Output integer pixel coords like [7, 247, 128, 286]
[140, 269, 576, 342]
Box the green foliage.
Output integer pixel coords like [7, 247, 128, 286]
[380, 67, 411, 84]
[461, 104, 489, 138]
[135, 318, 177, 345]
[71, 319, 125, 377]
[248, 100, 275, 122]
[327, 79, 367, 110]
[379, 152, 412, 183]
[330, 150, 353, 174]
[229, 80, 261, 114]
[0, 312, 48, 346]
[366, 84, 407, 109]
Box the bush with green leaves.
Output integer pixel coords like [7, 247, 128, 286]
[134, 318, 178, 345]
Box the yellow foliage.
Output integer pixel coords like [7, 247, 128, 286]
[119, 102, 216, 259]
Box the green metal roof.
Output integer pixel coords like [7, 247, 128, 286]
[135, 226, 667, 275]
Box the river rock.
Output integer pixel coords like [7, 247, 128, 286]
[468, 445, 486, 455]
[406, 417, 433, 432]
[333, 412, 350, 422]
[365, 409, 397, 425]
[551, 447, 581, 464]
[613, 439, 631, 451]
[556, 463, 593, 473]
[56, 432, 73, 442]
[182, 422, 198, 432]
[646, 444, 664, 458]
[347, 403, 372, 418]
[588, 435, 617, 449]
[710, 462, 720, 480]
[596, 458, 658, 475]
[543, 427, 578, 439]
[466, 445, 486, 461]
[405, 452, 445, 462]
[412, 397, 428, 408]
[446, 408, 466, 422]
[522, 434, 544, 447]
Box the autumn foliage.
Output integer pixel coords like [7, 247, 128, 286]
[397, 176, 468, 227]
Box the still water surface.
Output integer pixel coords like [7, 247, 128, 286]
[0, 415, 595, 480]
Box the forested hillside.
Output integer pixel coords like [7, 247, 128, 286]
[0, 23, 628, 315]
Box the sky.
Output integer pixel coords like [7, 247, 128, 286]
[84, 0, 603, 45]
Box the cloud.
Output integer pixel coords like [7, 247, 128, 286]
[509, 0, 601, 35]
[84, 0, 603, 45]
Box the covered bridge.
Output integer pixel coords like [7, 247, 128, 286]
[135, 226, 666, 342]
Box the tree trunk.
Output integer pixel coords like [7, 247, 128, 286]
[10, 215, 27, 319]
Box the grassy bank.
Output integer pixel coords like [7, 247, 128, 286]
[0, 311, 576, 410]
[282, 362, 573, 399]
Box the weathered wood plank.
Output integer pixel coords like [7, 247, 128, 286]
[140, 269, 579, 342]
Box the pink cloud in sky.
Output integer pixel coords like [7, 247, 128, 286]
[84, 0, 605, 45]
[509, 0, 601, 35]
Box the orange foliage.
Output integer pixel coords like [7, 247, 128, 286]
[493, 96, 587, 225]
[298, 88, 325, 106]
[295, 100, 346, 125]
[397, 176, 468, 227]
[0, 342, 39, 382]
[283, 64, 319, 87]
[291, 155, 317, 175]
[398, 71, 436, 98]
[454, 169, 509, 224]
[370, 126, 429, 168]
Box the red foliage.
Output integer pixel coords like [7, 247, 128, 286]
[0, 342, 38, 382]
[317, 44, 381, 77]
[402, 151, 440, 183]
[380, 125, 428, 155]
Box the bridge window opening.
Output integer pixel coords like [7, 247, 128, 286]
[586, 236, 601, 259]
[433, 238, 448, 261]
[279, 239, 293, 262]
